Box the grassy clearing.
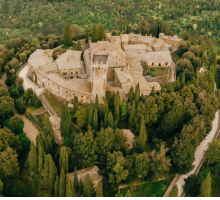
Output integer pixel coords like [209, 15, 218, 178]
[44, 93, 67, 116]
[150, 68, 169, 76]
[36, 112, 50, 128]
[120, 175, 173, 197]
[26, 106, 39, 113]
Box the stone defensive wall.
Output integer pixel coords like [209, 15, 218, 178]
[144, 73, 170, 84]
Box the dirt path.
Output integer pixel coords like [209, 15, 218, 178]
[1, 73, 8, 89]
[164, 110, 220, 197]
[19, 114, 39, 145]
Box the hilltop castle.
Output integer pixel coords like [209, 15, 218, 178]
[28, 33, 182, 103]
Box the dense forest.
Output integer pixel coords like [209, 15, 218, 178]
[0, 0, 220, 46]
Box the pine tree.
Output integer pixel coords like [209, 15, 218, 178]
[167, 82, 171, 93]
[150, 86, 155, 96]
[180, 73, 185, 89]
[95, 180, 103, 197]
[79, 179, 83, 197]
[28, 142, 38, 174]
[83, 174, 94, 197]
[104, 113, 108, 128]
[93, 109, 98, 130]
[76, 40, 82, 51]
[66, 173, 74, 197]
[92, 25, 98, 42]
[95, 94, 99, 110]
[73, 96, 79, 114]
[175, 76, 181, 91]
[108, 112, 114, 129]
[54, 175, 59, 197]
[200, 172, 211, 197]
[38, 143, 44, 176]
[139, 116, 147, 150]
[74, 167, 78, 194]
[59, 167, 66, 197]
[125, 190, 131, 197]
[114, 93, 120, 122]
[64, 23, 72, 46]
[135, 83, 140, 105]
[85, 29, 89, 44]
[61, 104, 72, 137]
[97, 24, 106, 41]
[59, 146, 69, 174]
[128, 86, 134, 103]
[161, 83, 164, 93]
[88, 107, 93, 126]
[169, 184, 178, 197]
[128, 100, 136, 130]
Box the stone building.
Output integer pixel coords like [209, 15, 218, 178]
[122, 129, 135, 149]
[159, 33, 183, 48]
[69, 165, 103, 188]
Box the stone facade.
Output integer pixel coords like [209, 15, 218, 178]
[123, 129, 135, 149]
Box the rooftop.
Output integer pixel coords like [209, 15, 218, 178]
[121, 34, 129, 42]
[69, 165, 103, 184]
[114, 68, 134, 84]
[128, 33, 140, 42]
[162, 35, 183, 42]
[138, 35, 155, 44]
[123, 44, 148, 51]
[123, 129, 135, 138]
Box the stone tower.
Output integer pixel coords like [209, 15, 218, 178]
[91, 53, 108, 103]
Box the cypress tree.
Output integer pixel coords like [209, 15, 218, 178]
[195, 76, 199, 87]
[135, 83, 140, 105]
[180, 73, 185, 89]
[141, 93, 144, 102]
[73, 96, 79, 114]
[28, 142, 38, 174]
[76, 40, 82, 51]
[167, 82, 171, 93]
[200, 172, 211, 197]
[125, 190, 131, 197]
[128, 86, 134, 103]
[150, 86, 155, 96]
[85, 29, 89, 44]
[38, 143, 44, 176]
[95, 180, 103, 197]
[88, 107, 93, 127]
[161, 83, 164, 93]
[83, 174, 94, 197]
[47, 135, 53, 155]
[49, 154, 57, 196]
[104, 113, 108, 128]
[210, 52, 217, 70]
[79, 179, 83, 197]
[175, 76, 180, 91]
[210, 64, 215, 76]
[54, 175, 59, 197]
[103, 97, 109, 114]
[97, 24, 106, 41]
[121, 102, 127, 122]
[114, 93, 120, 122]
[93, 109, 98, 130]
[42, 154, 50, 190]
[95, 95, 99, 110]
[101, 121, 104, 129]
[200, 49, 204, 67]
[108, 112, 114, 129]
[139, 116, 147, 150]
[59, 146, 69, 174]
[169, 184, 178, 197]
[59, 167, 66, 197]
[128, 100, 136, 130]
[64, 23, 72, 46]
[61, 104, 72, 137]
[66, 173, 74, 197]
[0, 180, 3, 197]
[92, 25, 98, 43]
[74, 167, 78, 194]
[115, 189, 122, 197]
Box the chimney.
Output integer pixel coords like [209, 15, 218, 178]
[67, 59, 69, 62]
[57, 54, 59, 58]
[145, 34, 148, 36]
[150, 34, 152, 37]
[39, 66, 41, 70]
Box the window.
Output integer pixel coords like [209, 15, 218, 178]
[71, 72, 73, 75]
[166, 62, 168, 65]
[71, 76, 73, 79]
[66, 91, 67, 93]
[152, 63, 154, 65]
[63, 72, 67, 75]
[81, 96, 83, 98]
[77, 76, 79, 78]
[159, 63, 161, 66]
[76, 71, 78, 74]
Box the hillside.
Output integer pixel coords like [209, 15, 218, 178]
[0, 0, 220, 45]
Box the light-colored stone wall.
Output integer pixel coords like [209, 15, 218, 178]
[58, 68, 81, 79]
[144, 73, 170, 84]
[146, 61, 171, 68]
[107, 87, 128, 102]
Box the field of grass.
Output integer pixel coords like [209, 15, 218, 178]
[36, 112, 50, 129]
[120, 175, 173, 197]
[26, 106, 40, 113]
[44, 93, 67, 116]
[150, 68, 169, 77]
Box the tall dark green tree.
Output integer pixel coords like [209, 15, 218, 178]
[135, 83, 140, 105]
[38, 143, 44, 177]
[95, 95, 99, 110]
[121, 102, 127, 122]
[128, 86, 134, 103]
[76, 40, 82, 51]
[85, 29, 89, 44]
[59, 146, 69, 174]
[92, 25, 98, 42]
[97, 24, 106, 41]
[83, 174, 94, 197]
[0, 180, 3, 197]
[150, 86, 155, 96]
[28, 141, 38, 174]
[95, 180, 103, 197]
[210, 52, 217, 70]
[128, 100, 136, 130]
[200, 172, 211, 197]
[175, 76, 181, 91]
[66, 173, 74, 197]
[74, 167, 78, 194]
[88, 107, 93, 127]
[79, 179, 83, 197]
[64, 23, 72, 46]
[93, 109, 98, 130]
[59, 167, 66, 197]
[139, 116, 146, 150]
[180, 73, 185, 89]
[114, 93, 120, 122]
[108, 112, 114, 129]
[73, 96, 79, 114]
[54, 175, 59, 197]
[61, 104, 72, 137]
